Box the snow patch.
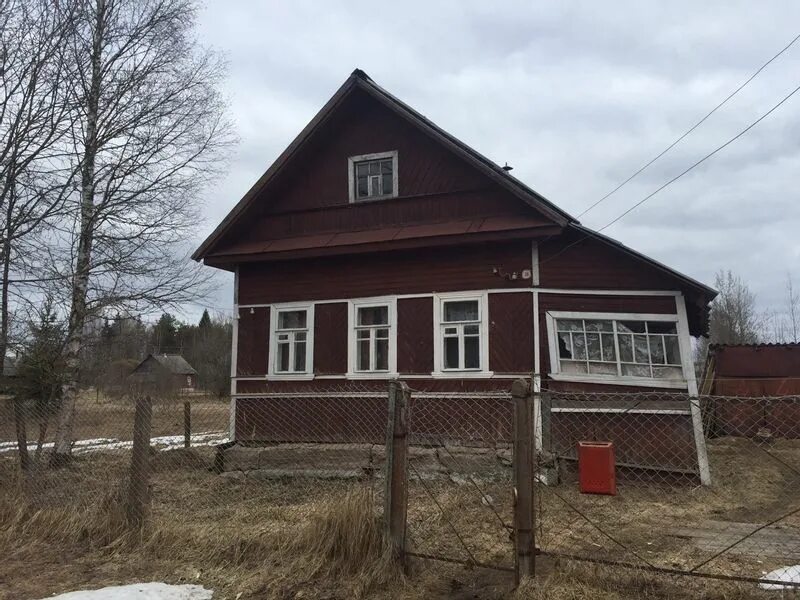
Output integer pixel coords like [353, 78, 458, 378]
[759, 564, 800, 590]
[39, 582, 213, 599]
[0, 432, 228, 455]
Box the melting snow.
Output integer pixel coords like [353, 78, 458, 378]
[0, 432, 228, 455]
[759, 565, 800, 590]
[38, 582, 213, 599]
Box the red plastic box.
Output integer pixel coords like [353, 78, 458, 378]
[578, 441, 616, 495]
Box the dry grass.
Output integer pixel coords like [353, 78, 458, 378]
[1, 436, 799, 599]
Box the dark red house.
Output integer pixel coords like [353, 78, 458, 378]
[193, 70, 717, 481]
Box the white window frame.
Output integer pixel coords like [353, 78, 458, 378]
[268, 302, 315, 380]
[433, 291, 492, 377]
[348, 151, 399, 203]
[347, 297, 398, 378]
[545, 311, 688, 389]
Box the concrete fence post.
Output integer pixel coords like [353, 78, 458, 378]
[127, 394, 153, 529]
[384, 380, 409, 566]
[512, 378, 535, 584]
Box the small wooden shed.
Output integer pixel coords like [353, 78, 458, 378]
[129, 354, 198, 392]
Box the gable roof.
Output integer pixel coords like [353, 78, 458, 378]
[134, 354, 197, 376]
[192, 69, 575, 261]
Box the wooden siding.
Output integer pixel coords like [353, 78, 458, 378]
[540, 232, 681, 291]
[397, 297, 433, 373]
[489, 293, 533, 373]
[313, 302, 348, 374]
[238, 240, 532, 305]
[236, 307, 268, 376]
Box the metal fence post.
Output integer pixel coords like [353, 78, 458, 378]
[127, 394, 153, 529]
[384, 380, 409, 565]
[512, 378, 535, 584]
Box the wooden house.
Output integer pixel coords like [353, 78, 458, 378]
[129, 354, 197, 393]
[193, 70, 717, 480]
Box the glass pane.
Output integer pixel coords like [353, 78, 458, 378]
[356, 329, 370, 340]
[647, 321, 677, 334]
[356, 163, 369, 177]
[444, 337, 459, 369]
[277, 333, 289, 342]
[357, 339, 370, 370]
[649, 335, 665, 364]
[376, 328, 389, 339]
[665, 336, 681, 365]
[279, 310, 306, 329]
[382, 173, 393, 195]
[369, 175, 381, 195]
[653, 365, 683, 380]
[618, 321, 646, 334]
[633, 334, 650, 363]
[561, 361, 588, 374]
[557, 319, 583, 332]
[369, 161, 380, 175]
[585, 320, 613, 332]
[295, 331, 307, 342]
[601, 334, 616, 361]
[464, 324, 479, 335]
[464, 336, 480, 369]
[589, 362, 617, 375]
[444, 326, 458, 336]
[443, 300, 479, 322]
[294, 342, 306, 371]
[358, 306, 388, 326]
[586, 333, 602, 360]
[558, 332, 572, 359]
[376, 338, 389, 370]
[618, 335, 633, 362]
[277, 342, 289, 372]
[380, 159, 392, 174]
[572, 333, 587, 360]
[622, 363, 650, 377]
[357, 176, 368, 198]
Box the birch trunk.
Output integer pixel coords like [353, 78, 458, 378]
[51, 0, 104, 466]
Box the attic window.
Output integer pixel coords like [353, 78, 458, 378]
[348, 151, 398, 202]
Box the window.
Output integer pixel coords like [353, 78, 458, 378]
[355, 305, 390, 372]
[434, 294, 489, 374]
[348, 299, 397, 377]
[549, 313, 684, 382]
[348, 151, 398, 202]
[269, 305, 313, 377]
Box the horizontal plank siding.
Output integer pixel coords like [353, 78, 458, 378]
[237, 307, 268, 376]
[314, 302, 348, 374]
[489, 292, 534, 373]
[397, 297, 434, 373]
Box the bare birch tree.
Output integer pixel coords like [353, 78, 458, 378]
[0, 0, 78, 470]
[708, 270, 762, 345]
[49, 0, 233, 465]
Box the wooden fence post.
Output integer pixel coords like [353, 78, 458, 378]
[183, 400, 191, 449]
[127, 394, 153, 529]
[512, 378, 535, 584]
[384, 380, 409, 566]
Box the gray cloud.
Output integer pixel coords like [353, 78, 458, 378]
[187, 0, 800, 321]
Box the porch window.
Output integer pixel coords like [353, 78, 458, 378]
[355, 305, 390, 372]
[553, 315, 683, 381]
[271, 307, 313, 375]
[441, 299, 482, 370]
[348, 151, 398, 202]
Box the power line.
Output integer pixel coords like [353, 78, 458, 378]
[577, 31, 800, 220]
[540, 80, 800, 269]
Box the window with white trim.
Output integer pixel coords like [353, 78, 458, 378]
[441, 299, 482, 370]
[554, 317, 683, 380]
[273, 308, 311, 374]
[348, 151, 398, 202]
[354, 305, 390, 372]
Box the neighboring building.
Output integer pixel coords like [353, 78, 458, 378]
[1, 355, 17, 393]
[129, 354, 197, 392]
[702, 343, 800, 439]
[192, 70, 717, 479]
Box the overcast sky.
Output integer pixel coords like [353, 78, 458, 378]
[189, 1, 800, 323]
